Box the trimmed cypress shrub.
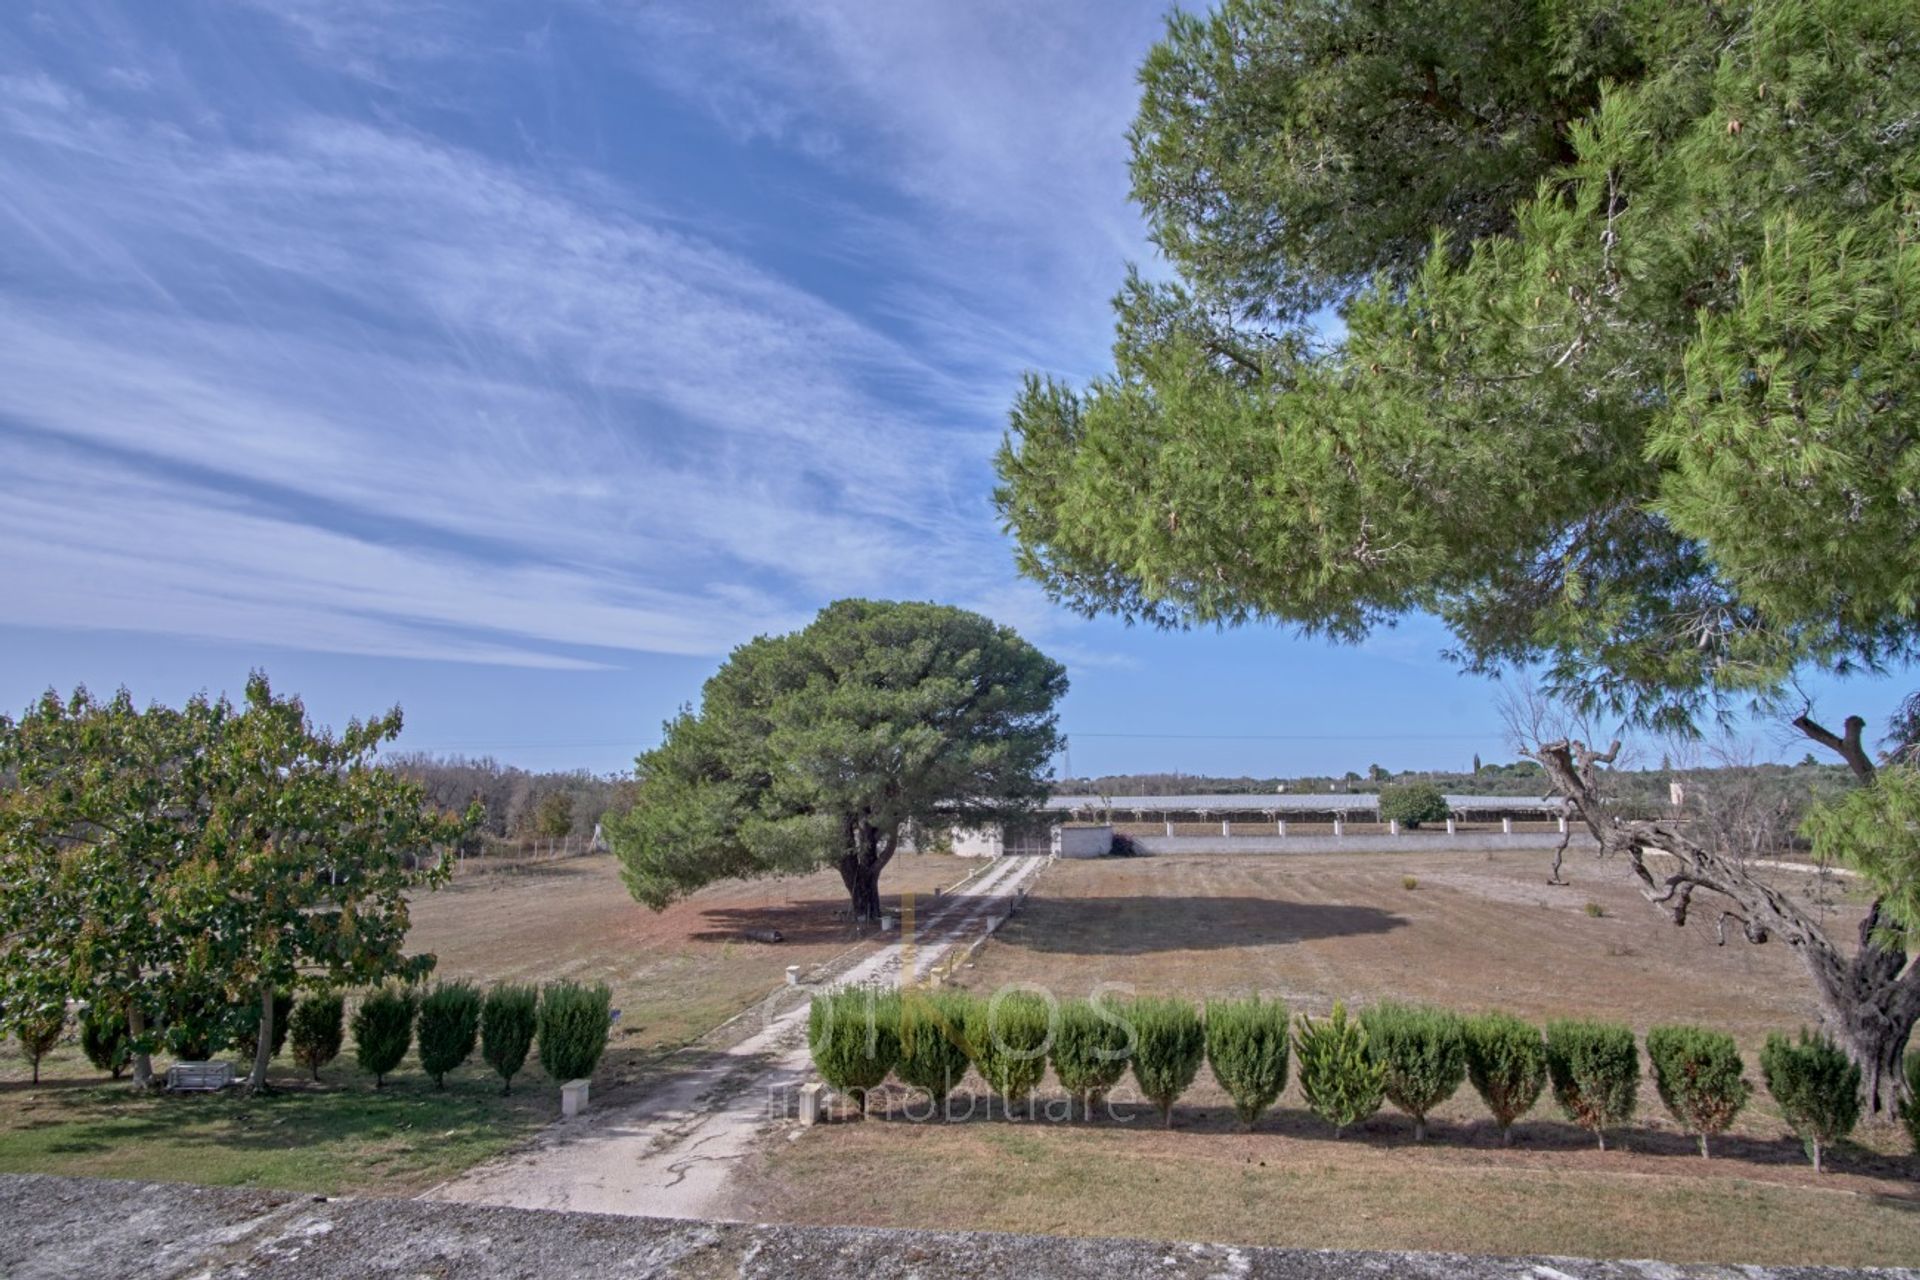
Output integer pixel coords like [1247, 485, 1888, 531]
[1544, 1019, 1640, 1150]
[1128, 997, 1205, 1127]
[1051, 998, 1132, 1120]
[1462, 1012, 1547, 1144]
[1761, 1029, 1861, 1173]
[968, 992, 1051, 1111]
[896, 990, 975, 1111]
[234, 990, 295, 1064]
[289, 991, 345, 1081]
[351, 985, 417, 1088]
[417, 981, 483, 1088]
[14, 1003, 64, 1085]
[1204, 996, 1290, 1130]
[1362, 1002, 1466, 1142]
[1646, 1025, 1750, 1158]
[807, 988, 900, 1115]
[537, 980, 614, 1086]
[481, 983, 540, 1095]
[81, 1003, 132, 1080]
[1294, 1001, 1386, 1137]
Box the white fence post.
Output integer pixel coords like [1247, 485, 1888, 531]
[1389, 819, 1400, 836]
[1502, 817, 1513, 835]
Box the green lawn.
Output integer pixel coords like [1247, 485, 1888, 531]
[0, 1043, 546, 1195]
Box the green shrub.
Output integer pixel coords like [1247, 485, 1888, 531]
[537, 980, 614, 1086]
[1402, 875, 1418, 891]
[1051, 998, 1132, 1119]
[289, 992, 345, 1081]
[233, 989, 295, 1064]
[161, 985, 249, 1061]
[481, 983, 540, 1095]
[1295, 1001, 1387, 1136]
[968, 992, 1051, 1111]
[1584, 902, 1605, 918]
[1362, 1002, 1466, 1142]
[896, 990, 976, 1110]
[417, 981, 483, 1088]
[807, 988, 900, 1115]
[1761, 1029, 1861, 1173]
[351, 985, 417, 1088]
[1126, 997, 1205, 1127]
[1379, 782, 1449, 828]
[80, 1003, 131, 1080]
[1646, 1025, 1751, 1158]
[14, 1002, 64, 1085]
[1902, 1052, 1920, 1156]
[1204, 996, 1290, 1129]
[1544, 1019, 1640, 1150]
[1463, 1012, 1547, 1144]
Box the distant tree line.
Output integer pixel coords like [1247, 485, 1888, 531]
[385, 754, 636, 848]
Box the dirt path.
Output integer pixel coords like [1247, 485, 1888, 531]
[423, 854, 1048, 1219]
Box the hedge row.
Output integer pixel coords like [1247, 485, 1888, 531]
[806, 991, 1905, 1170]
[20, 979, 610, 1096]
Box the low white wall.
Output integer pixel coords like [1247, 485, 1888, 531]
[1056, 825, 1113, 858]
[1130, 832, 1599, 856]
[949, 826, 1002, 858]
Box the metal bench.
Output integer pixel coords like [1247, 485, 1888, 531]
[165, 1061, 234, 1092]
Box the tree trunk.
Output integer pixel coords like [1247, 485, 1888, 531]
[1413, 1116, 1428, 1143]
[1536, 737, 1920, 1116]
[127, 1001, 154, 1091]
[246, 981, 275, 1094]
[839, 855, 883, 921]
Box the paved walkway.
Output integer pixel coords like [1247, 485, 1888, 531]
[425, 853, 1049, 1219]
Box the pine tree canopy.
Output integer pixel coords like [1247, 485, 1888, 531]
[996, 0, 1920, 731]
[608, 600, 1066, 916]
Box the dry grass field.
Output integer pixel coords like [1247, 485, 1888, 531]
[729, 848, 1920, 1268]
[0, 849, 970, 1194]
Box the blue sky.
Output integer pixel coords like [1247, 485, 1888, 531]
[0, 1, 1909, 779]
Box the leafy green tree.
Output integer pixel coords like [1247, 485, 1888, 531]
[1646, 1024, 1751, 1158]
[537, 980, 613, 1086]
[995, 0, 1920, 1112]
[1128, 996, 1205, 1127]
[1378, 783, 1450, 830]
[417, 981, 483, 1088]
[10, 991, 65, 1085]
[200, 673, 470, 1093]
[1051, 996, 1132, 1120]
[80, 1001, 131, 1079]
[481, 983, 539, 1095]
[610, 600, 1065, 920]
[968, 992, 1051, 1113]
[0, 687, 229, 1089]
[807, 988, 900, 1115]
[535, 790, 574, 840]
[1761, 1029, 1862, 1173]
[289, 991, 345, 1081]
[1544, 1019, 1640, 1150]
[1204, 995, 1290, 1129]
[352, 986, 417, 1089]
[1362, 1002, 1466, 1142]
[1463, 1012, 1547, 1145]
[1295, 1001, 1386, 1137]
[897, 990, 977, 1112]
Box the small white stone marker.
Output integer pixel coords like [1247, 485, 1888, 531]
[798, 1082, 826, 1126]
[1502, 817, 1514, 834]
[561, 1079, 590, 1119]
[786, 964, 801, 986]
[880, 914, 897, 932]
[1446, 817, 1457, 835]
[1389, 819, 1400, 836]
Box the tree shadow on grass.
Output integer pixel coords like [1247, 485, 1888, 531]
[992, 897, 1408, 953]
[689, 890, 987, 946]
